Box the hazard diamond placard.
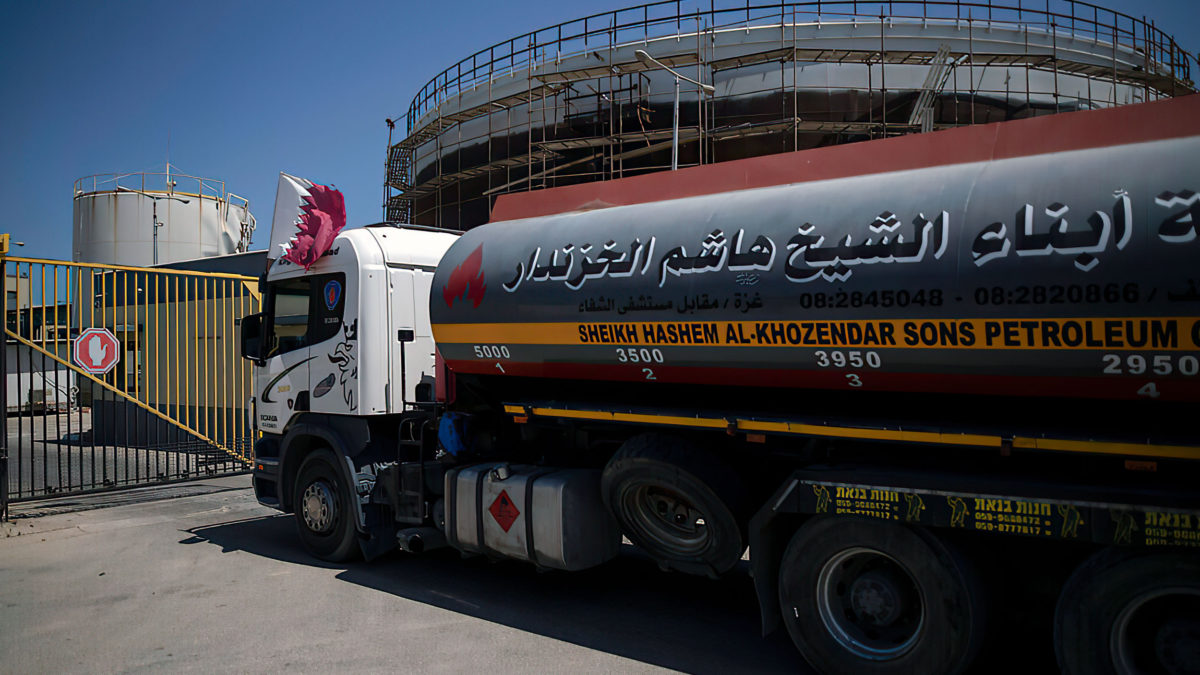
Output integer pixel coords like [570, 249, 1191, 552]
[73, 327, 121, 375]
[488, 489, 520, 533]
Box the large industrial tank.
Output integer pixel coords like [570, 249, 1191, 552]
[386, 0, 1193, 229]
[72, 167, 256, 266]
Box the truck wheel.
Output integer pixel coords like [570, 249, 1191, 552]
[293, 449, 359, 562]
[778, 517, 985, 675]
[1054, 548, 1200, 675]
[601, 434, 745, 576]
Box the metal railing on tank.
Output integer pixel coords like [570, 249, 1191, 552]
[401, 0, 1194, 133]
[1, 249, 259, 505]
[75, 168, 227, 204]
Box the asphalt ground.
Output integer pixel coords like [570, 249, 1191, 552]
[0, 475, 801, 674]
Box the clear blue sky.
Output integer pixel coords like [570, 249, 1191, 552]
[2, 0, 1196, 261]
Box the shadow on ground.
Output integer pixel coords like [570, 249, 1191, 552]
[185, 515, 803, 674]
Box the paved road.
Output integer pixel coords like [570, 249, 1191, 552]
[0, 475, 801, 674]
[0, 475, 1061, 673]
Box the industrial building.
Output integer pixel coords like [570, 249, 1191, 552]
[384, 0, 1193, 229]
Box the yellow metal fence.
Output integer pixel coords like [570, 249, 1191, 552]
[2, 254, 260, 501]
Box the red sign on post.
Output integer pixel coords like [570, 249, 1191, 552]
[73, 328, 121, 375]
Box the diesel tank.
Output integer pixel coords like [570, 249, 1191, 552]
[431, 132, 1200, 404]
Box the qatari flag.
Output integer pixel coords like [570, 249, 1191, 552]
[267, 173, 347, 271]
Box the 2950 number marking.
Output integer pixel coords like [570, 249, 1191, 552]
[1102, 354, 1199, 376]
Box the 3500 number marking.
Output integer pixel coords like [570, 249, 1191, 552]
[617, 348, 665, 364]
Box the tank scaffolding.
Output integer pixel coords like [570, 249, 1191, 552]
[384, 0, 1195, 230]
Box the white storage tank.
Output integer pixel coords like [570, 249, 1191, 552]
[72, 167, 256, 266]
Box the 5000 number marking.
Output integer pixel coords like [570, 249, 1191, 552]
[473, 345, 511, 359]
[617, 348, 665, 364]
[815, 350, 883, 369]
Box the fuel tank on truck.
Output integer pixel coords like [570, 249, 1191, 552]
[431, 125, 1200, 404]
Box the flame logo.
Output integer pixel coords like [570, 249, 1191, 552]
[443, 245, 486, 308]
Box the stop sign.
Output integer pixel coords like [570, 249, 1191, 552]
[73, 327, 121, 375]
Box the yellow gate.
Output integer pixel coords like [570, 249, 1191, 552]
[2, 243, 260, 503]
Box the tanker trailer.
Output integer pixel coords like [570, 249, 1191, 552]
[245, 100, 1200, 675]
[432, 135, 1200, 404]
[427, 122, 1200, 673]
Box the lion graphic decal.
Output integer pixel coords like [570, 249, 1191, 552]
[327, 320, 358, 411]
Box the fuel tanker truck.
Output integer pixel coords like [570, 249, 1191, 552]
[241, 96, 1200, 674]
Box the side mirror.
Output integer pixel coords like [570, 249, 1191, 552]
[240, 313, 265, 364]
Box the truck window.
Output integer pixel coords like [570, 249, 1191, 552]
[267, 273, 346, 356]
[269, 278, 311, 355]
[308, 274, 346, 344]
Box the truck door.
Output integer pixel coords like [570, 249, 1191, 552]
[257, 277, 312, 433]
[257, 272, 349, 429]
[306, 273, 352, 414]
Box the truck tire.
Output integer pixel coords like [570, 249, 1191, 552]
[601, 434, 746, 576]
[293, 449, 359, 562]
[778, 517, 985, 675]
[1054, 547, 1200, 675]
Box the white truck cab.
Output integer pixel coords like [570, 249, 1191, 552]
[243, 225, 458, 433]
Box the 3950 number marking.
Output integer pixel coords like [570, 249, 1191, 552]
[815, 350, 883, 369]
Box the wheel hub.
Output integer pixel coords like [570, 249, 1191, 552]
[625, 485, 709, 556]
[1114, 588, 1200, 675]
[817, 547, 924, 661]
[301, 481, 337, 534]
[1156, 618, 1200, 674]
[850, 570, 903, 626]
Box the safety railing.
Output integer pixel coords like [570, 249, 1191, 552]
[402, 0, 1193, 133]
[74, 167, 228, 203]
[2, 254, 259, 504]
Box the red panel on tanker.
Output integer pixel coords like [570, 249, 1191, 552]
[431, 135, 1200, 402]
